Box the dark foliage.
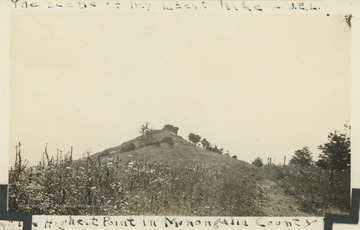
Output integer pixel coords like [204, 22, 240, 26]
[188, 133, 201, 146]
[270, 165, 350, 215]
[201, 138, 210, 150]
[162, 125, 179, 135]
[139, 122, 152, 135]
[161, 136, 174, 146]
[289, 147, 313, 166]
[99, 150, 111, 157]
[317, 125, 351, 173]
[252, 157, 264, 167]
[207, 145, 224, 154]
[120, 143, 136, 153]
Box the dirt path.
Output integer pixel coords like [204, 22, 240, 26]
[258, 179, 309, 216]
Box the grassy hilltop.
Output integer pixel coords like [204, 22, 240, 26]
[93, 129, 250, 168]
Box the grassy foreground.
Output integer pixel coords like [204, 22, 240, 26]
[9, 154, 350, 216]
[9, 155, 264, 216]
[262, 165, 350, 216]
[8, 129, 350, 216]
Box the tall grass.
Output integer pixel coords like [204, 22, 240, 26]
[262, 165, 350, 215]
[9, 146, 264, 216]
[8, 144, 350, 216]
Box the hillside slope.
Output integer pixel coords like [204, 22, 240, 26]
[92, 129, 250, 168]
[8, 126, 350, 216]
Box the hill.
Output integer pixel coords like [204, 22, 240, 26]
[8, 126, 350, 216]
[92, 129, 251, 168]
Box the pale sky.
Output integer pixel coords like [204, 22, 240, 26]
[9, 12, 351, 166]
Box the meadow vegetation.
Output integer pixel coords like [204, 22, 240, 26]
[9, 147, 264, 216]
[8, 123, 351, 216]
[257, 165, 350, 216]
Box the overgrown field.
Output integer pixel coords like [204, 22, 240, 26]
[257, 165, 351, 216]
[9, 152, 350, 216]
[9, 154, 264, 216]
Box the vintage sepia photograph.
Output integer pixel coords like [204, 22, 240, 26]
[7, 11, 351, 218]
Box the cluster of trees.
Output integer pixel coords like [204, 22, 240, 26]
[138, 123, 238, 159]
[187, 133, 237, 159]
[251, 124, 351, 173]
[139, 122, 350, 173]
[316, 125, 351, 173]
[288, 124, 350, 173]
[188, 133, 224, 154]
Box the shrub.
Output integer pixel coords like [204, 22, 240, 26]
[252, 157, 264, 167]
[144, 141, 160, 147]
[162, 125, 179, 134]
[270, 165, 350, 215]
[120, 143, 136, 153]
[161, 137, 174, 146]
[99, 150, 110, 157]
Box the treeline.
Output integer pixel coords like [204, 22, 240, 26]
[250, 123, 351, 215]
[187, 133, 237, 159]
[139, 123, 238, 159]
[251, 123, 351, 174]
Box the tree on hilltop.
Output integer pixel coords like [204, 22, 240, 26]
[140, 122, 153, 142]
[201, 138, 210, 150]
[140, 122, 152, 135]
[188, 133, 201, 146]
